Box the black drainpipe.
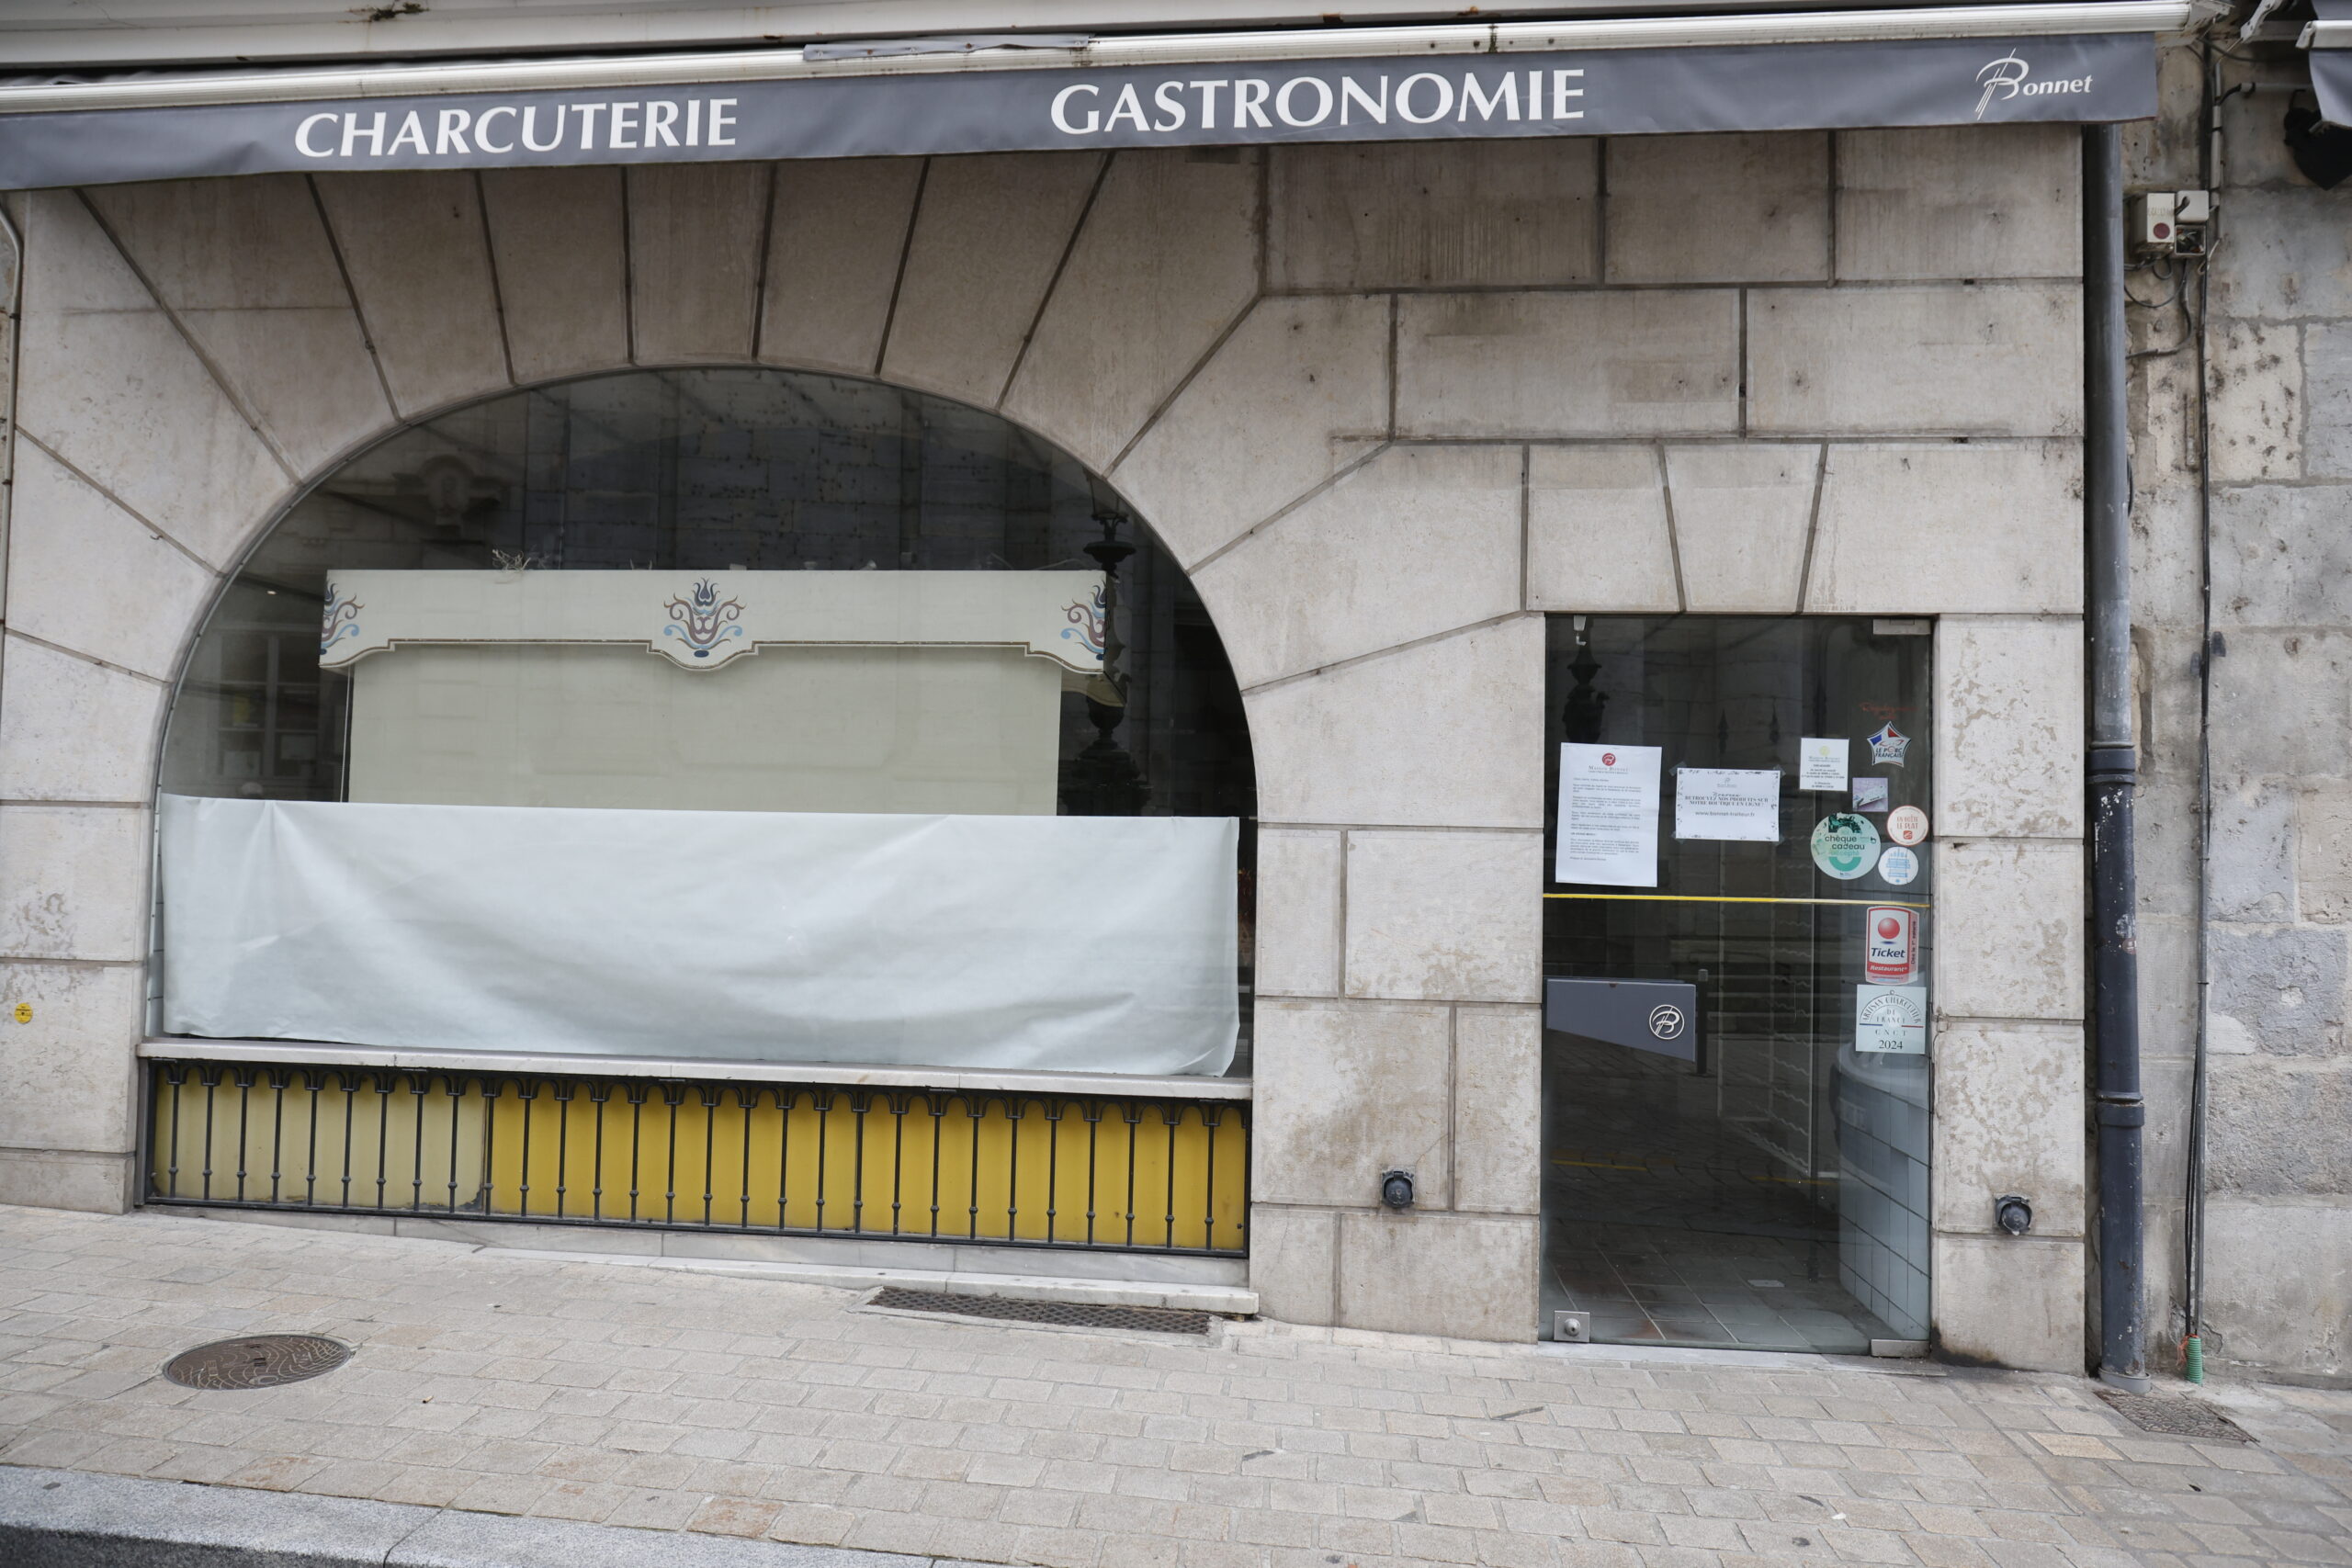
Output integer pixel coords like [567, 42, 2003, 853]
[2084, 122, 2149, 1394]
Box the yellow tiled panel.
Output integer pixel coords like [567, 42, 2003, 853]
[146, 1064, 1247, 1254]
[480, 1088, 1247, 1250]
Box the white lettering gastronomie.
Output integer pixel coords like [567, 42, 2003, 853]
[1033, 69, 1587, 139]
[1050, 83, 1100, 133]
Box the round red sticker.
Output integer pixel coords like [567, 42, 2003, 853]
[1601, 752, 1616, 767]
[1886, 805, 1929, 846]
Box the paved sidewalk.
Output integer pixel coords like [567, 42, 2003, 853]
[2, 1205, 2348, 1568]
[5, 1461, 934, 1566]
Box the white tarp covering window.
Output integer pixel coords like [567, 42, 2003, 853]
[159, 795, 1238, 1076]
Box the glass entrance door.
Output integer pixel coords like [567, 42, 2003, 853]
[1541, 616, 1933, 1353]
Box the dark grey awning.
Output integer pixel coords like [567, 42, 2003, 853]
[0, 8, 2179, 189]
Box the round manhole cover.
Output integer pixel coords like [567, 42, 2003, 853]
[163, 1334, 352, 1391]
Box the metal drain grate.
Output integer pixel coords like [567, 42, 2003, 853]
[164, 1334, 353, 1391]
[2098, 1390, 2255, 1443]
[869, 1288, 1216, 1335]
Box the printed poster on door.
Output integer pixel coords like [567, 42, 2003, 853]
[1674, 768, 1781, 842]
[1556, 743, 1660, 887]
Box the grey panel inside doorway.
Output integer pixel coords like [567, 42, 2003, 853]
[1545, 977, 1699, 1064]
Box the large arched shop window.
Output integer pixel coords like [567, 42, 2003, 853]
[154, 369, 1256, 1077]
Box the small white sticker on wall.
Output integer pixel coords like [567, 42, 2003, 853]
[1878, 845, 1920, 886]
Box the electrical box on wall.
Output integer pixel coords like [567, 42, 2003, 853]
[2130, 190, 2215, 256]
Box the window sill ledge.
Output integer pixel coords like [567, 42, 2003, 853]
[139, 1038, 1251, 1100]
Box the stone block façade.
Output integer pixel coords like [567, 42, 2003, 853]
[2126, 51, 2352, 1383]
[1924, 619, 2086, 1371]
[0, 130, 2085, 1355]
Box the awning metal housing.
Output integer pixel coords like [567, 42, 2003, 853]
[0, 0, 2201, 72]
[0, 3, 2196, 190]
[0, 3, 2197, 112]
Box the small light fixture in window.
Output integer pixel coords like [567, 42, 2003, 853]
[1060, 506, 1147, 816]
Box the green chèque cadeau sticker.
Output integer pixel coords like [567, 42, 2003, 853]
[1809, 813, 1880, 881]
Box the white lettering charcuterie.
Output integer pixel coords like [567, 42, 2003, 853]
[297, 95, 741, 161]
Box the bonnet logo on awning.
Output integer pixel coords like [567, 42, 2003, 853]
[1976, 54, 2093, 120]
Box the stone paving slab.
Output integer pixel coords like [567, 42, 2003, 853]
[2, 1204, 2349, 1568]
[2, 1462, 931, 1567]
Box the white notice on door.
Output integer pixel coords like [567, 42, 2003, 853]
[1799, 737, 1849, 791]
[1555, 743, 1661, 887]
[1674, 768, 1781, 842]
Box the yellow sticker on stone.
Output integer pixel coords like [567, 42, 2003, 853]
[10, 1003, 29, 1023]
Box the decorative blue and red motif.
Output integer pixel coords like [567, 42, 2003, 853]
[1060, 584, 1107, 660]
[662, 579, 747, 660]
[319, 584, 363, 656]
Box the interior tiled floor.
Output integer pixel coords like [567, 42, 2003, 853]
[1544, 1216, 1899, 1353]
[1542, 1033, 1903, 1354]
